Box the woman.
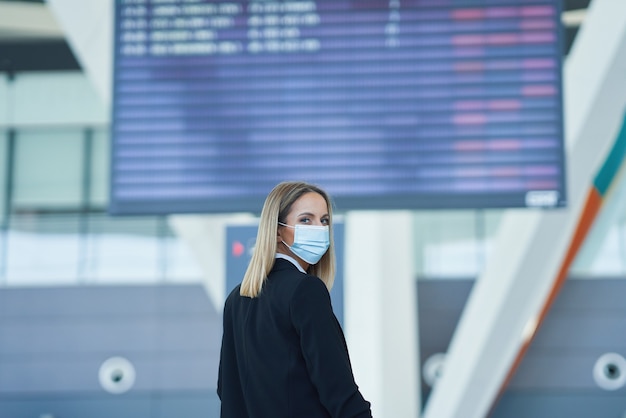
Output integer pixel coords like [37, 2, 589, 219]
[218, 181, 372, 418]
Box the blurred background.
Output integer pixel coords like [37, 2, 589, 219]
[1, 0, 626, 417]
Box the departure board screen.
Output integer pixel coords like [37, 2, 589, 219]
[110, 0, 566, 214]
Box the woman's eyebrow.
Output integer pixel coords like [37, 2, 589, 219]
[297, 211, 329, 218]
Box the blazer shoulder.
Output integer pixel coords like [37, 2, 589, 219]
[292, 273, 331, 303]
[224, 284, 241, 309]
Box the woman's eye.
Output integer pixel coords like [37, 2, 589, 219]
[321, 218, 330, 225]
[299, 218, 311, 224]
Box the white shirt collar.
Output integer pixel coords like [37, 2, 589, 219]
[275, 253, 307, 274]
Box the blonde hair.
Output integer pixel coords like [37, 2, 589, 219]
[239, 181, 336, 298]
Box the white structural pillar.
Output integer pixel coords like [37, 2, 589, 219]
[423, 2, 626, 418]
[344, 211, 419, 418]
[46, 0, 113, 105]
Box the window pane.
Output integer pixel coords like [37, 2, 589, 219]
[13, 130, 83, 208]
[82, 215, 161, 283]
[6, 213, 80, 285]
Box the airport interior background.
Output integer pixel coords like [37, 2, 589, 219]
[1, 0, 626, 417]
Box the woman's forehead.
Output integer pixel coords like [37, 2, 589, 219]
[288, 192, 328, 215]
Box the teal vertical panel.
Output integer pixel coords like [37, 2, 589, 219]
[594, 112, 626, 196]
[0, 129, 8, 222]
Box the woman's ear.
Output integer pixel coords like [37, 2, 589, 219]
[276, 225, 282, 242]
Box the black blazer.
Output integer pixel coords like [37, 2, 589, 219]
[217, 258, 372, 418]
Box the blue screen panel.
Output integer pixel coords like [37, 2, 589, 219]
[110, 0, 566, 214]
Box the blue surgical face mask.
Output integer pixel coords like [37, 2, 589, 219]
[279, 222, 330, 265]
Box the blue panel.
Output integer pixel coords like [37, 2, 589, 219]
[155, 393, 220, 418]
[109, 0, 567, 214]
[0, 393, 221, 418]
[492, 392, 626, 418]
[0, 396, 153, 418]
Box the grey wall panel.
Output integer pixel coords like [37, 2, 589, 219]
[417, 279, 475, 310]
[0, 352, 218, 393]
[0, 284, 222, 418]
[530, 314, 626, 350]
[0, 317, 161, 353]
[154, 352, 219, 390]
[549, 279, 626, 311]
[0, 393, 220, 418]
[418, 313, 468, 351]
[492, 392, 626, 418]
[0, 286, 161, 317]
[154, 317, 218, 351]
[418, 279, 474, 405]
[418, 278, 626, 417]
[0, 396, 154, 418]
[417, 279, 473, 352]
[155, 393, 220, 418]
[509, 352, 624, 390]
[0, 285, 216, 317]
[0, 355, 111, 392]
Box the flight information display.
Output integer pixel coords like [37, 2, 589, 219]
[110, 0, 566, 214]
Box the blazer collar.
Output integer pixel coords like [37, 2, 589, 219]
[274, 253, 306, 273]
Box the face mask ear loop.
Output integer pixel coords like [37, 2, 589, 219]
[278, 222, 294, 254]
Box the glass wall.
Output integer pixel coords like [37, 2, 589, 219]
[412, 210, 503, 279]
[0, 126, 203, 287]
[411, 198, 626, 280]
[1, 71, 625, 287]
[2, 123, 626, 286]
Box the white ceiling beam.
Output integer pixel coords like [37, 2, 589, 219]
[0, 2, 64, 40]
[45, 0, 113, 104]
